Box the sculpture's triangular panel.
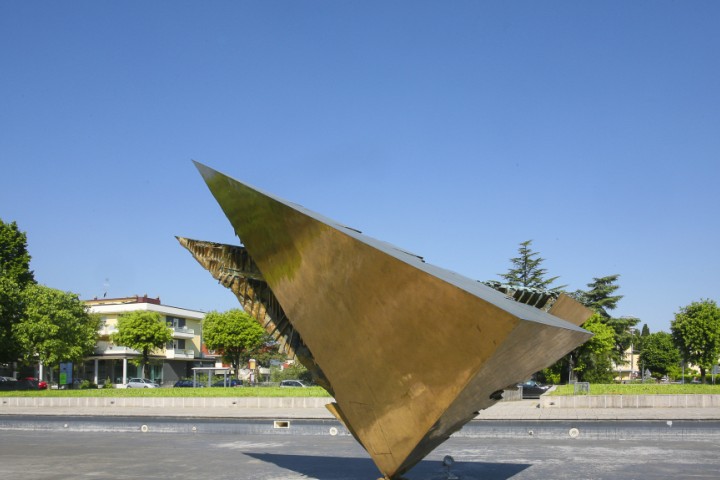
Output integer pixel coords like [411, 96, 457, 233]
[184, 161, 592, 479]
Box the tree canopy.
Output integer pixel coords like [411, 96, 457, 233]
[641, 323, 651, 337]
[639, 331, 681, 379]
[574, 274, 623, 318]
[0, 219, 35, 286]
[671, 299, 720, 380]
[498, 240, 562, 290]
[569, 274, 638, 372]
[0, 219, 36, 362]
[203, 309, 266, 376]
[250, 333, 286, 367]
[13, 284, 100, 367]
[603, 315, 640, 365]
[575, 314, 616, 383]
[112, 311, 172, 377]
[271, 362, 313, 384]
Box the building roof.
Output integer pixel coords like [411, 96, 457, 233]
[84, 295, 205, 319]
[85, 295, 161, 306]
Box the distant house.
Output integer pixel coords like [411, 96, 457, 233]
[83, 295, 216, 386]
[613, 346, 641, 383]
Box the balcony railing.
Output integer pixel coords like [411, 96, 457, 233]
[95, 342, 139, 355]
[98, 326, 118, 336]
[165, 348, 195, 359]
[170, 326, 195, 339]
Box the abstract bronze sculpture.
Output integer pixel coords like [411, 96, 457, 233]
[179, 162, 592, 479]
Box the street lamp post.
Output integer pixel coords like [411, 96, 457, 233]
[629, 327, 636, 383]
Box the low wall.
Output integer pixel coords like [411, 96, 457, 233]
[541, 394, 720, 409]
[5, 394, 720, 410]
[0, 396, 333, 409]
[2, 390, 523, 409]
[501, 388, 523, 402]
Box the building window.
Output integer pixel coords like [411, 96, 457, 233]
[166, 316, 186, 329]
[166, 339, 186, 350]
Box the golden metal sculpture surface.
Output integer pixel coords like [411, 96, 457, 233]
[180, 162, 592, 479]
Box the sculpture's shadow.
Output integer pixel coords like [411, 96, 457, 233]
[246, 453, 530, 480]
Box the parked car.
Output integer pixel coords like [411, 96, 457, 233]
[22, 377, 48, 389]
[173, 379, 203, 388]
[280, 379, 307, 388]
[18, 378, 47, 390]
[126, 378, 159, 388]
[0, 377, 47, 391]
[212, 378, 243, 387]
[0, 376, 19, 391]
[518, 380, 549, 399]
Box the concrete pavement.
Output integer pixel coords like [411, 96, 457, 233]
[4, 395, 720, 480]
[4, 429, 720, 480]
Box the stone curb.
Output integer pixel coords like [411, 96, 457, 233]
[0, 396, 333, 409]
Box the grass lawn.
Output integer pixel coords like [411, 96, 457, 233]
[6, 384, 720, 398]
[550, 383, 720, 396]
[0, 386, 332, 398]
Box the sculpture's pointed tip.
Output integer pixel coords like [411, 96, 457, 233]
[191, 159, 219, 182]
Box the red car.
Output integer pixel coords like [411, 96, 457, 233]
[22, 377, 48, 390]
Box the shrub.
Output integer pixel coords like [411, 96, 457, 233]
[78, 380, 98, 389]
[270, 363, 313, 384]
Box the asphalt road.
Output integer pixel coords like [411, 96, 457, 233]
[1, 418, 720, 479]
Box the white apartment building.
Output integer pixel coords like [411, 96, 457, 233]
[83, 295, 215, 386]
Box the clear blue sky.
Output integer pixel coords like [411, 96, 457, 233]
[1, 2, 718, 334]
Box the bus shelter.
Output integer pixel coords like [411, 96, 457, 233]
[191, 366, 230, 388]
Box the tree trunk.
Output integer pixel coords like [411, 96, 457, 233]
[142, 348, 149, 378]
[232, 357, 239, 379]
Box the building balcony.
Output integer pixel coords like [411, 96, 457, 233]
[98, 326, 118, 337]
[171, 326, 195, 339]
[95, 341, 139, 355]
[165, 348, 195, 359]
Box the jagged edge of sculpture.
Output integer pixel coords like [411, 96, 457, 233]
[176, 237, 334, 395]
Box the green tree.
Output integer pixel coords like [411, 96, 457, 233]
[13, 284, 100, 368]
[498, 240, 562, 289]
[0, 219, 35, 286]
[250, 333, 285, 367]
[671, 299, 720, 381]
[639, 331, 681, 379]
[574, 274, 623, 318]
[0, 219, 36, 363]
[0, 277, 24, 363]
[605, 315, 640, 365]
[203, 309, 266, 377]
[641, 323, 651, 337]
[112, 311, 172, 378]
[538, 362, 563, 385]
[270, 362, 313, 384]
[572, 274, 636, 366]
[634, 323, 651, 354]
[575, 314, 616, 383]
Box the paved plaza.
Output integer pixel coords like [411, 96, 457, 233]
[1, 428, 719, 480]
[2, 399, 720, 479]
